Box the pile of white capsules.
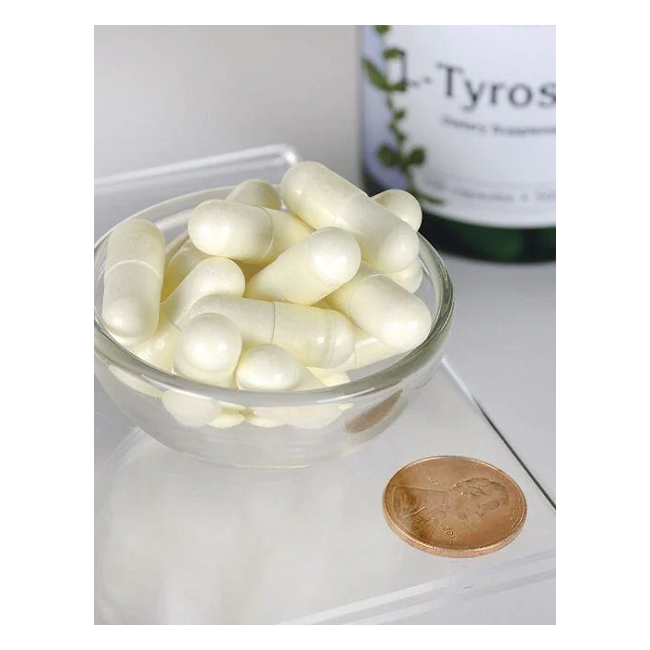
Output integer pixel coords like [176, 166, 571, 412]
[101, 162, 432, 429]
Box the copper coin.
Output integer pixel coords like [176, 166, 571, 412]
[383, 456, 527, 558]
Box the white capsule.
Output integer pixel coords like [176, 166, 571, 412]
[285, 387, 343, 428]
[188, 200, 312, 264]
[164, 231, 190, 263]
[245, 228, 361, 304]
[307, 366, 351, 387]
[385, 258, 424, 293]
[130, 257, 244, 371]
[308, 368, 353, 413]
[187, 295, 274, 346]
[102, 219, 165, 345]
[173, 313, 242, 386]
[327, 263, 432, 352]
[162, 315, 242, 427]
[161, 239, 209, 300]
[162, 390, 223, 428]
[351, 328, 402, 369]
[188, 296, 355, 368]
[226, 179, 283, 210]
[162, 257, 245, 327]
[162, 186, 280, 298]
[334, 327, 401, 372]
[372, 189, 423, 232]
[208, 408, 245, 429]
[129, 313, 179, 372]
[236, 344, 341, 429]
[236, 344, 305, 391]
[280, 161, 419, 272]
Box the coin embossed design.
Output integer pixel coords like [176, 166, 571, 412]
[383, 456, 527, 558]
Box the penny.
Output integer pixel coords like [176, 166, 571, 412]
[383, 456, 527, 558]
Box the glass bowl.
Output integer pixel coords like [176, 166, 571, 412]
[94, 186, 455, 468]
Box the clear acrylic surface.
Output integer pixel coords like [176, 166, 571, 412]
[94, 145, 555, 624]
[94, 144, 299, 238]
[95, 362, 555, 624]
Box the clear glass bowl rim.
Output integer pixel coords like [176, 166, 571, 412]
[94, 187, 455, 408]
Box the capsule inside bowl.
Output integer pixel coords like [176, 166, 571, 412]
[94, 171, 454, 467]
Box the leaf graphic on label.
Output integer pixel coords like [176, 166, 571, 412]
[389, 122, 406, 143]
[364, 26, 444, 206]
[377, 145, 400, 168]
[407, 148, 426, 166]
[362, 59, 389, 91]
[383, 47, 405, 60]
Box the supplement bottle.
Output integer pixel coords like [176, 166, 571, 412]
[361, 25, 556, 262]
